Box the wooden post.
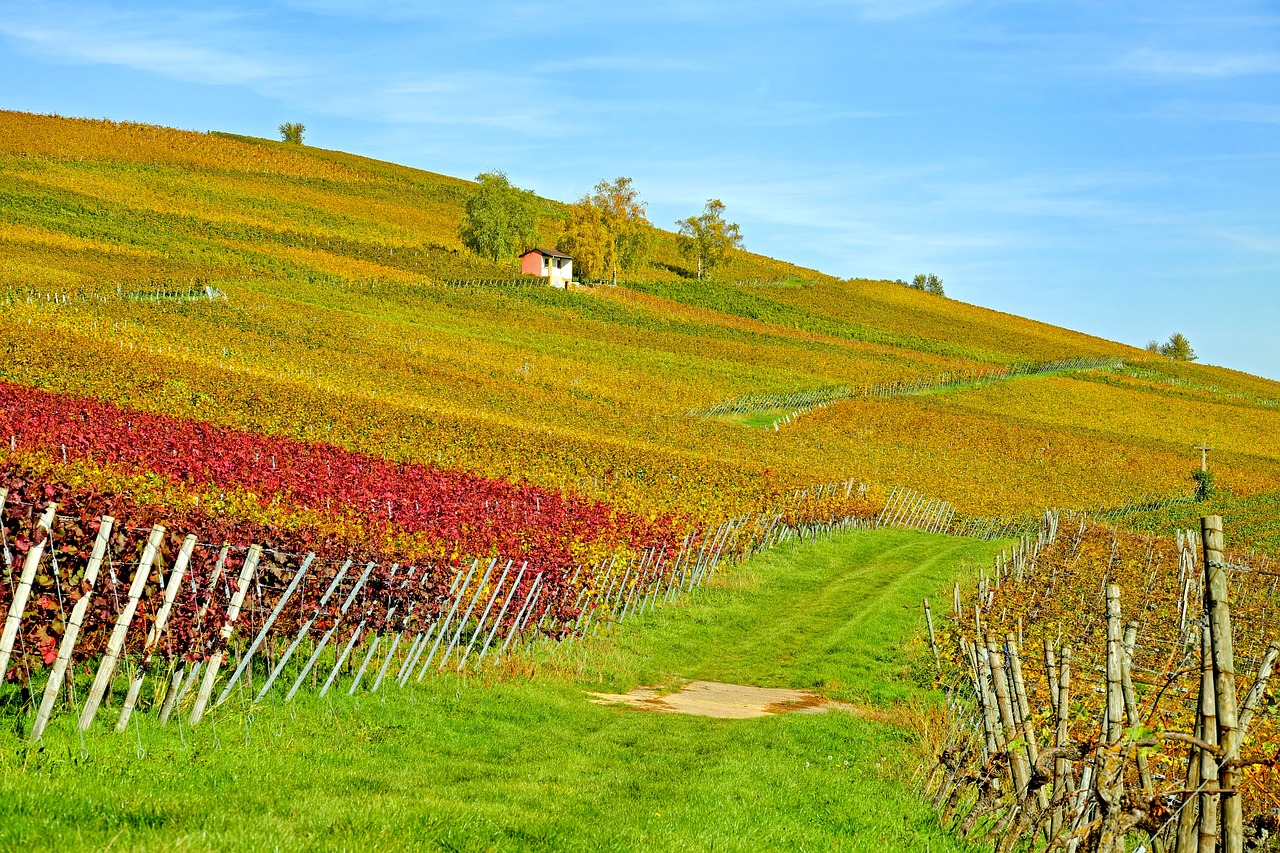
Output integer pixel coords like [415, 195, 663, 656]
[1006, 634, 1046, 809]
[495, 572, 542, 663]
[478, 563, 526, 664]
[189, 545, 261, 725]
[1104, 585, 1125, 746]
[116, 533, 198, 731]
[418, 558, 480, 675]
[436, 558, 496, 671]
[1051, 645, 1071, 839]
[1197, 623, 1219, 853]
[987, 635, 1030, 796]
[923, 599, 940, 668]
[0, 503, 59, 680]
[1202, 515, 1242, 853]
[456, 561, 512, 670]
[1175, 645, 1203, 853]
[1239, 640, 1280, 736]
[160, 544, 231, 724]
[78, 524, 165, 731]
[1120, 620, 1155, 799]
[30, 516, 114, 742]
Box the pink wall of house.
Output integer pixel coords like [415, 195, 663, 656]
[520, 251, 544, 276]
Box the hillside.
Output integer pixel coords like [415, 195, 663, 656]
[3, 110, 1280, 549]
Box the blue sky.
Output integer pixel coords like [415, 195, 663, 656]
[2, 1, 1277, 379]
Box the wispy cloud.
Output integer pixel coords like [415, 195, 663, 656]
[532, 55, 706, 74]
[1152, 99, 1280, 124]
[0, 4, 303, 86]
[1117, 48, 1280, 78]
[320, 71, 606, 136]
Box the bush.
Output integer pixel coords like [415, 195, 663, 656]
[1193, 468, 1215, 501]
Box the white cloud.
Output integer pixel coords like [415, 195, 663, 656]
[1118, 48, 1280, 78]
[1153, 99, 1280, 124]
[0, 5, 304, 86]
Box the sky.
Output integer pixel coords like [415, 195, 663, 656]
[2, 1, 1277, 379]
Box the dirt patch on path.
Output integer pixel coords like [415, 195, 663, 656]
[587, 680, 873, 720]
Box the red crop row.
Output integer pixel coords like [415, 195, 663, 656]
[0, 382, 676, 573]
[0, 464, 571, 685]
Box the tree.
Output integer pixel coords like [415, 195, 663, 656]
[911, 273, 944, 296]
[556, 177, 651, 284]
[557, 197, 608, 280]
[1155, 332, 1197, 362]
[278, 122, 306, 145]
[595, 177, 651, 284]
[458, 171, 540, 263]
[676, 199, 744, 280]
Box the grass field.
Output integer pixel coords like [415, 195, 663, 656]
[0, 529, 997, 852]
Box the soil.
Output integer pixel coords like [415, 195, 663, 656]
[586, 680, 858, 719]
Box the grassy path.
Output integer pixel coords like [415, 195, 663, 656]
[0, 529, 997, 851]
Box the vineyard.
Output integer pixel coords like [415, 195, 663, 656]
[2, 109, 1280, 850]
[923, 513, 1280, 851]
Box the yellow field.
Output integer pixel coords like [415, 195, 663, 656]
[2, 110, 1279, 545]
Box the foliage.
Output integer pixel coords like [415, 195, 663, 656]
[910, 273, 944, 296]
[938, 516, 1280, 826]
[1165, 332, 1197, 361]
[458, 171, 540, 262]
[591, 177, 651, 283]
[278, 122, 306, 145]
[1192, 467, 1215, 501]
[557, 196, 608, 279]
[1154, 332, 1197, 361]
[1, 109, 1279, 550]
[676, 199, 743, 279]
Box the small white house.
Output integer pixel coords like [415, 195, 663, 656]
[520, 248, 573, 287]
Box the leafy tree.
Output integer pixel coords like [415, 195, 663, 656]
[1156, 333, 1197, 362]
[278, 122, 306, 145]
[558, 198, 608, 280]
[911, 273, 944, 296]
[676, 199, 744, 280]
[595, 177, 651, 283]
[458, 171, 540, 263]
[556, 177, 650, 284]
[1144, 340, 1161, 354]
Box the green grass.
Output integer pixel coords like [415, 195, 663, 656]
[0, 529, 996, 851]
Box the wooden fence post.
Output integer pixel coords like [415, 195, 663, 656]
[923, 598, 940, 668]
[190, 545, 261, 725]
[116, 534, 197, 731]
[1197, 622, 1220, 853]
[1202, 515, 1242, 853]
[286, 561, 376, 701]
[78, 524, 166, 731]
[29, 516, 113, 741]
[0, 503, 59, 680]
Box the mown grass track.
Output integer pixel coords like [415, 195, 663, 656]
[0, 529, 997, 851]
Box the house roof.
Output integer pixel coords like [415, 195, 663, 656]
[522, 247, 573, 260]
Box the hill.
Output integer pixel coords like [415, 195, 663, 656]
[2, 109, 1280, 551]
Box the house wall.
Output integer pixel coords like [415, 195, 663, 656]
[549, 257, 572, 286]
[520, 253, 544, 276]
